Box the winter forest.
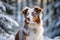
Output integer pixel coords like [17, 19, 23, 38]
[0, 0, 60, 40]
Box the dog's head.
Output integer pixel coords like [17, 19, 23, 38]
[22, 6, 43, 24]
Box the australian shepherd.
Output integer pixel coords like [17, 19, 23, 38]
[22, 6, 44, 40]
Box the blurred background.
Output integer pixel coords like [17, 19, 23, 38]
[0, 0, 60, 40]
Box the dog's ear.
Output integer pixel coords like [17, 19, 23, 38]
[34, 6, 43, 14]
[22, 7, 29, 15]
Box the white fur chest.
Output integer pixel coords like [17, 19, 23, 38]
[26, 23, 44, 40]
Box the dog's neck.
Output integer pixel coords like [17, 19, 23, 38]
[24, 21, 41, 33]
[24, 19, 43, 35]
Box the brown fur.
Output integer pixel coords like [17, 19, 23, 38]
[33, 16, 40, 24]
[22, 32, 27, 40]
[15, 31, 20, 40]
[34, 6, 43, 13]
[22, 7, 28, 17]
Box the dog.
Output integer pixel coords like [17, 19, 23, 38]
[22, 6, 44, 40]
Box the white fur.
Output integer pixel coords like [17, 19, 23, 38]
[27, 8, 34, 22]
[26, 23, 44, 40]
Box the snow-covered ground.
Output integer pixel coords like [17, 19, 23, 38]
[0, 14, 20, 35]
[0, 14, 20, 40]
[0, 33, 14, 40]
[44, 36, 60, 40]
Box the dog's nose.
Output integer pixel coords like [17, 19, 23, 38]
[27, 18, 30, 21]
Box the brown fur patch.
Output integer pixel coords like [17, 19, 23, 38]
[34, 6, 43, 13]
[15, 31, 19, 40]
[33, 16, 40, 24]
[22, 7, 29, 17]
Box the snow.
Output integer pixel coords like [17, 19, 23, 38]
[0, 33, 14, 40]
[0, 14, 20, 35]
[0, 14, 20, 40]
[0, 14, 19, 27]
[0, 1, 6, 11]
[55, 2, 60, 7]
[44, 36, 60, 40]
